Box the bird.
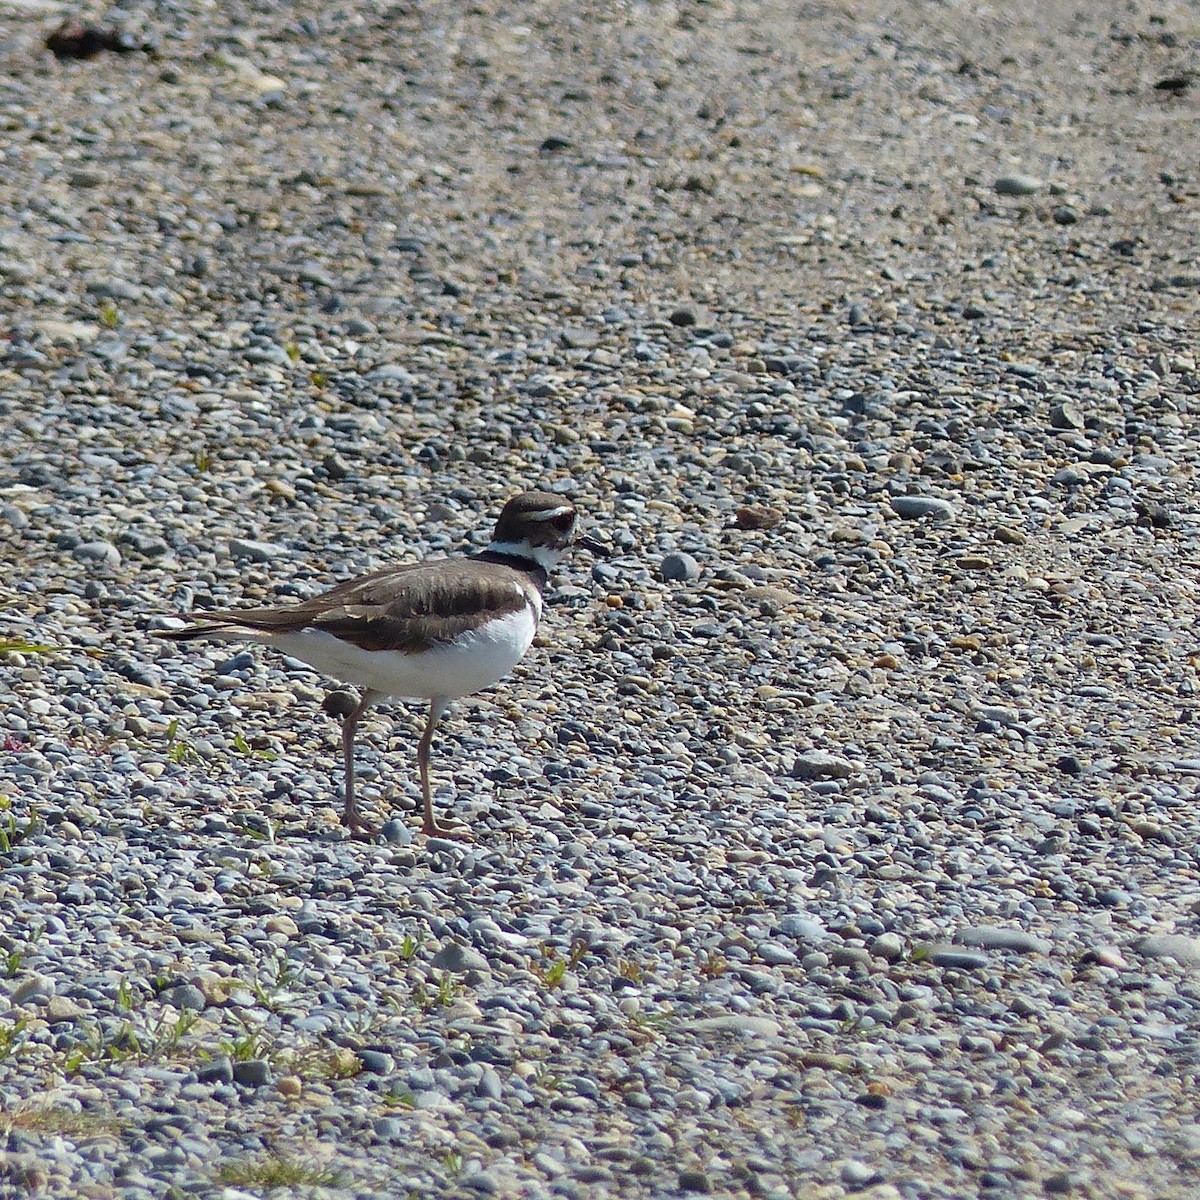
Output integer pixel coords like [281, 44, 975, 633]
[155, 490, 581, 839]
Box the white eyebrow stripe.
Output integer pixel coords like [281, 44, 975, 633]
[526, 507, 576, 520]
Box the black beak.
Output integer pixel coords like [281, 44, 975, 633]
[574, 534, 610, 557]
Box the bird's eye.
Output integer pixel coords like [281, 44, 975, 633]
[550, 511, 576, 533]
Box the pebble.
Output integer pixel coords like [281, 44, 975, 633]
[45, 996, 84, 1022]
[924, 945, 991, 970]
[870, 933, 905, 961]
[10, 975, 56, 1004]
[430, 943, 490, 973]
[1050, 400, 1086, 430]
[1133, 935, 1200, 967]
[232, 1059, 272, 1087]
[197, 1057, 234, 1085]
[162, 983, 208, 1011]
[684, 1016, 783, 1039]
[73, 540, 121, 567]
[890, 495, 956, 521]
[228, 537, 289, 563]
[994, 173, 1043, 195]
[841, 1160, 881, 1188]
[792, 751, 855, 780]
[660, 552, 701, 582]
[955, 926, 1052, 955]
[357, 1049, 395, 1074]
[381, 818, 414, 846]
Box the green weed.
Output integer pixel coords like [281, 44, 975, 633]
[214, 1153, 344, 1190]
[164, 719, 200, 765]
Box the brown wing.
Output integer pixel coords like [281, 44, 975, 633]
[160, 559, 536, 654]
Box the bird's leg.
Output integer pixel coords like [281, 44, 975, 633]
[340, 689, 381, 836]
[418, 697, 469, 839]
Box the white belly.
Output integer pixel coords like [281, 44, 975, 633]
[267, 606, 538, 700]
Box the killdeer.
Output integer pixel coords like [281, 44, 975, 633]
[155, 491, 580, 838]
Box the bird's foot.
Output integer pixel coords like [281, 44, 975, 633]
[422, 818, 472, 841]
[341, 806, 379, 840]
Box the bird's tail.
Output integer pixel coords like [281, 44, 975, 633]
[153, 616, 249, 642]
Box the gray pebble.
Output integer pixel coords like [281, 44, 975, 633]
[73, 540, 121, 567]
[197, 1056, 234, 1084]
[374, 1116, 404, 1139]
[3, 504, 30, 531]
[890, 495, 956, 521]
[956, 926, 1052, 955]
[229, 537, 288, 563]
[792, 751, 855, 780]
[840, 1160, 880, 1189]
[380, 818, 413, 845]
[870, 933, 905, 961]
[477, 1066, 503, 1100]
[430, 943, 490, 973]
[1132, 935, 1200, 967]
[1050, 400, 1085, 430]
[10, 975, 56, 1004]
[683, 1016, 782, 1038]
[232, 1058, 272, 1087]
[778, 915, 826, 940]
[994, 173, 1043, 195]
[357, 1049, 395, 1074]
[924, 945, 991, 970]
[757, 941, 798, 966]
[660, 552, 701, 582]
[161, 983, 208, 1011]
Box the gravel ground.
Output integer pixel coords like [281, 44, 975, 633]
[2, 0, 1200, 1197]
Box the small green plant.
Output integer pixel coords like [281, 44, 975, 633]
[283, 341, 301, 362]
[97, 301, 120, 329]
[0, 1016, 30, 1060]
[2, 1105, 125, 1139]
[3, 922, 44, 978]
[383, 1088, 415, 1108]
[277, 1044, 361, 1082]
[436, 972, 459, 1006]
[398, 932, 422, 961]
[309, 369, 329, 389]
[193, 447, 212, 472]
[62, 1008, 200, 1073]
[0, 639, 55, 655]
[0, 805, 38, 854]
[617, 957, 646, 983]
[698, 950, 729, 979]
[248, 952, 298, 1010]
[533, 1065, 561, 1092]
[533, 939, 588, 990]
[164, 720, 200, 765]
[234, 818, 273, 842]
[62, 1046, 87, 1074]
[441, 1149, 464, 1178]
[542, 958, 568, 988]
[411, 972, 460, 1011]
[626, 1005, 673, 1043]
[116, 977, 137, 1012]
[224, 1026, 268, 1063]
[214, 1153, 344, 1190]
[232, 731, 277, 761]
